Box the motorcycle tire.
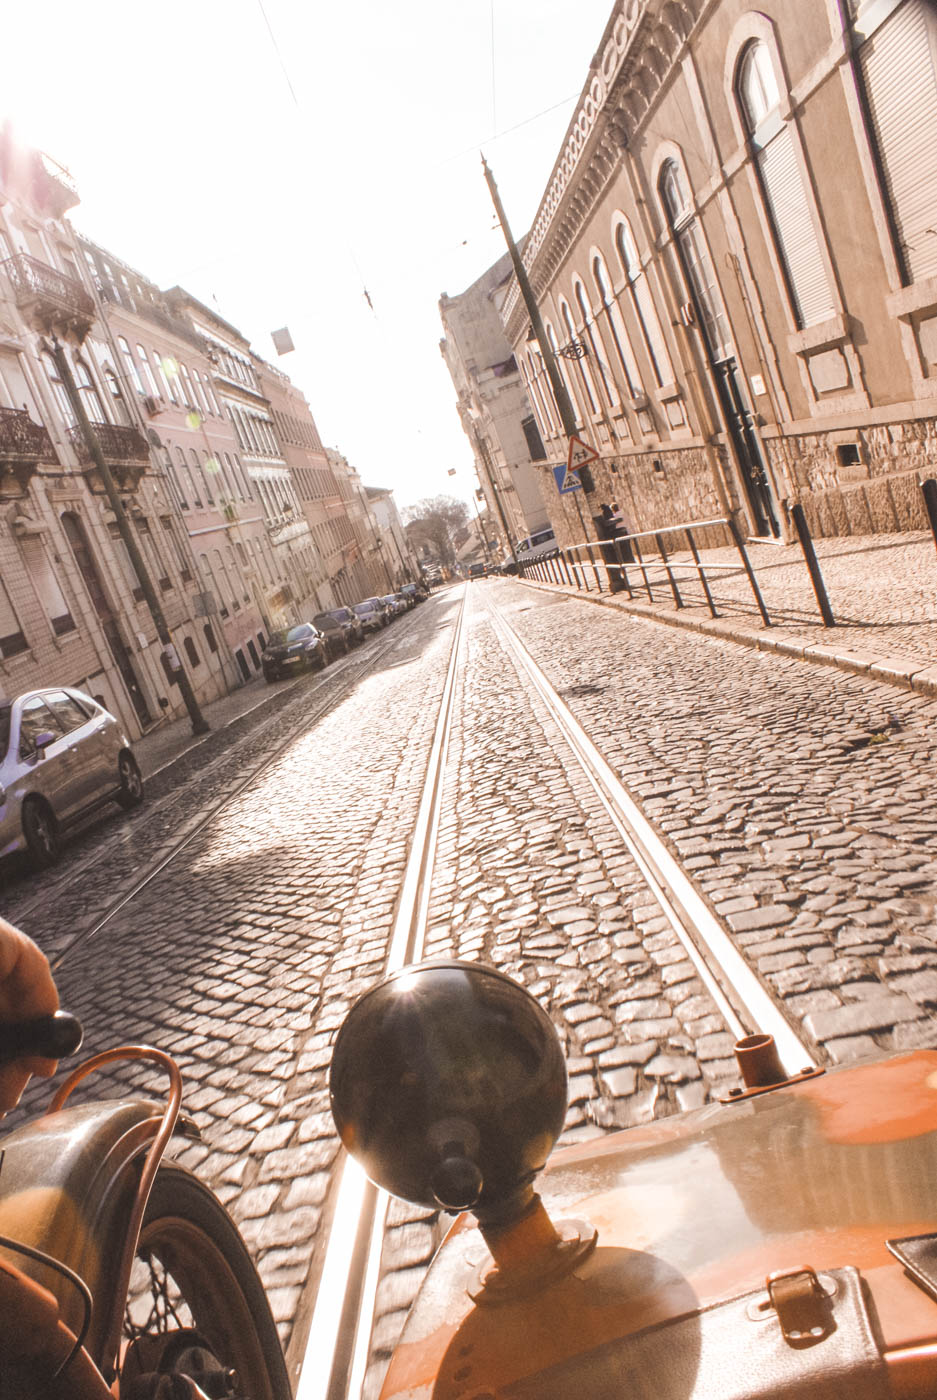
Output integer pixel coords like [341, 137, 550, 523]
[122, 1161, 291, 1399]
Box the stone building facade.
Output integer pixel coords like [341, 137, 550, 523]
[440, 253, 550, 557]
[365, 486, 419, 588]
[500, 0, 937, 545]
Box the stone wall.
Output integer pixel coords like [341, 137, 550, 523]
[767, 418, 937, 538]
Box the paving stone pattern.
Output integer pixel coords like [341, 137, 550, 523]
[492, 579, 937, 1065]
[9, 598, 459, 1369]
[360, 592, 739, 1400]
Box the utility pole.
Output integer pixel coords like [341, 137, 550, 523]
[482, 154, 592, 542]
[50, 336, 210, 735]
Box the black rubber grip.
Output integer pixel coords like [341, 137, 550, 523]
[0, 1011, 83, 1065]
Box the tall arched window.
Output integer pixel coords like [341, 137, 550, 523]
[74, 360, 105, 423]
[560, 297, 599, 414]
[592, 253, 641, 399]
[659, 161, 733, 363]
[614, 219, 673, 388]
[41, 352, 75, 426]
[545, 321, 580, 426]
[117, 336, 145, 396]
[574, 278, 620, 408]
[136, 345, 157, 399]
[736, 40, 834, 326]
[177, 445, 199, 507]
[850, 0, 937, 285]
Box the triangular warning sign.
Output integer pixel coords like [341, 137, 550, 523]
[567, 434, 599, 472]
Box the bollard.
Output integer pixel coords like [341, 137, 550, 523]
[685, 528, 718, 618]
[655, 533, 683, 609]
[790, 503, 835, 627]
[727, 518, 771, 626]
[922, 479, 937, 557]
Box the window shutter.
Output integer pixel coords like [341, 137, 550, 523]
[757, 127, 835, 326]
[860, 0, 937, 283]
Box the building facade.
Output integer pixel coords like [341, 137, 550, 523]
[439, 253, 550, 559]
[364, 487, 419, 589]
[501, 0, 937, 546]
[326, 450, 393, 599]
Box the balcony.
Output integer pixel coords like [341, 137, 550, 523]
[66, 421, 150, 494]
[2, 253, 95, 339]
[0, 406, 55, 496]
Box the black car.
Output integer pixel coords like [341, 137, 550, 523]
[313, 608, 363, 657]
[399, 582, 425, 605]
[353, 601, 386, 634]
[262, 623, 328, 682]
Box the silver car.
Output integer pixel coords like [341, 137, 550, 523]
[0, 686, 144, 869]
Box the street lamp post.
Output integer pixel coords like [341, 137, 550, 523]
[50, 336, 210, 735]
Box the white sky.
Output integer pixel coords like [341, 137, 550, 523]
[2, 0, 612, 512]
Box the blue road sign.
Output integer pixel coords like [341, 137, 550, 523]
[553, 463, 582, 495]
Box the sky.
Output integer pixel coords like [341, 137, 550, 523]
[2, 0, 614, 513]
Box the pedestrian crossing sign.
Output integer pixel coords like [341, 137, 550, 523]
[553, 434, 598, 494]
[553, 463, 582, 494]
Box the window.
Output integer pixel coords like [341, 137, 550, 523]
[191, 368, 211, 416]
[592, 253, 641, 400]
[177, 445, 199, 506]
[136, 345, 158, 399]
[108, 521, 145, 602]
[20, 536, 75, 635]
[41, 351, 75, 426]
[736, 41, 834, 326]
[183, 636, 201, 667]
[19, 696, 60, 756]
[660, 162, 733, 362]
[190, 448, 212, 504]
[574, 279, 620, 408]
[204, 622, 218, 653]
[853, 0, 937, 284]
[0, 576, 28, 658]
[179, 364, 197, 412]
[74, 359, 105, 423]
[614, 218, 673, 387]
[45, 690, 90, 733]
[104, 369, 130, 425]
[546, 321, 580, 426]
[560, 298, 599, 413]
[117, 336, 146, 396]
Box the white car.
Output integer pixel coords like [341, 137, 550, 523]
[0, 687, 143, 869]
[512, 527, 557, 566]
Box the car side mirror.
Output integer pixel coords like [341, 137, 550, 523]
[33, 730, 57, 759]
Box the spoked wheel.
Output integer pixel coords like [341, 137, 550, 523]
[118, 1163, 290, 1400]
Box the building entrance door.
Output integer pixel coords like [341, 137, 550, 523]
[714, 358, 780, 537]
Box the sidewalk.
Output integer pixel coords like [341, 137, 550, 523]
[524, 530, 937, 696]
[133, 674, 277, 779]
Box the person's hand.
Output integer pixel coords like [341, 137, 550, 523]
[0, 917, 59, 1114]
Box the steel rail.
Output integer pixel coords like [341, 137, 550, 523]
[39, 607, 432, 973]
[488, 602, 816, 1075]
[296, 586, 468, 1400]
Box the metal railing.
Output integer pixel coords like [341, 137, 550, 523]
[0, 406, 54, 462]
[1, 253, 95, 324]
[66, 421, 150, 466]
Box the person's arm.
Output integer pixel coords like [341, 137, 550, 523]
[0, 918, 59, 1114]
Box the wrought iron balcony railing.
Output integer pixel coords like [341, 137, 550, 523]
[67, 421, 150, 467]
[1, 253, 95, 335]
[0, 406, 54, 462]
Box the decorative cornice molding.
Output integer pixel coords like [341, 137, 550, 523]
[504, 0, 702, 340]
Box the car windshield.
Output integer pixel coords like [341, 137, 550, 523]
[354, 604, 375, 615]
[0, 703, 10, 758]
[313, 614, 339, 629]
[269, 625, 313, 645]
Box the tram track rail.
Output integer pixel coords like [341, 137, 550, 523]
[294, 584, 818, 1400]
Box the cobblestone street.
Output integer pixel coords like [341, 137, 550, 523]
[4, 579, 937, 1391]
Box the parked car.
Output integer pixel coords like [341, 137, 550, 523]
[313, 608, 362, 657]
[261, 623, 328, 682]
[0, 687, 144, 869]
[363, 595, 392, 621]
[353, 601, 387, 634]
[399, 582, 426, 605]
[467, 562, 487, 579]
[381, 593, 406, 617]
[512, 527, 557, 567]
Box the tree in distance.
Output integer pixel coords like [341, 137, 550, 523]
[403, 495, 469, 569]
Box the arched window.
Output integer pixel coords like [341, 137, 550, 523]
[136, 345, 157, 399]
[103, 369, 130, 425]
[74, 359, 105, 423]
[850, 0, 937, 285]
[178, 445, 200, 507]
[117, 336, 145, 396]
[659, 161, 733, 363]
[560, 297, 599, 414]
[41, 352, 75, 426]
[736, 40, 834, 326]
[591, 253, 642, 399]
[574, 278, 620, 408]
[545, 320, 580, 427]
[614, 219, 673, 387]
[190, 447, 212, 504]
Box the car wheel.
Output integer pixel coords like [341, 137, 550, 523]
[116, 751, 145, 810]
[22, 797, 60, 869]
